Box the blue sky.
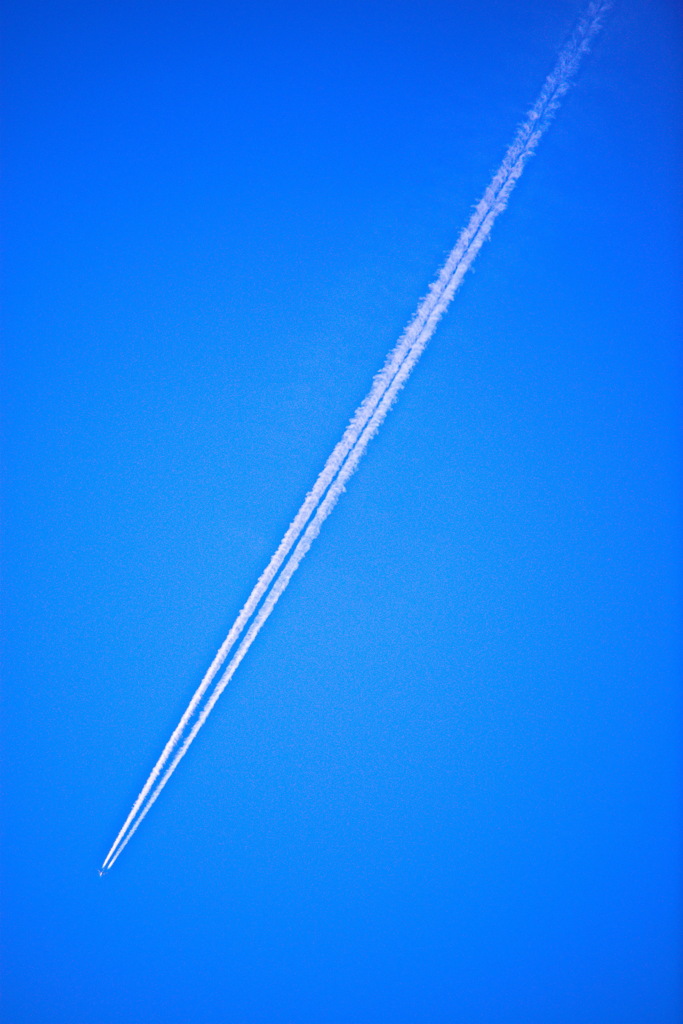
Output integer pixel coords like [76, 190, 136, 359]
[2, 1, 681, 1022]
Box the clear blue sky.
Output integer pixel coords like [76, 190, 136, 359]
[2, 1, 681, 1022]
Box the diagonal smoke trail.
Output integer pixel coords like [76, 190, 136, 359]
[101, 0, 611, 874]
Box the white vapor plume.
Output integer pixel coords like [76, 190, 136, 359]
[101, 0, 610, 873]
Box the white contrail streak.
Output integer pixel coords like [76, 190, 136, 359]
[101, 0, 610, 873]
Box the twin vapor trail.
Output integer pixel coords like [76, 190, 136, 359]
[101, 0, 611, 874]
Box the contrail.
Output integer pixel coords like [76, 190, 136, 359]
[101, 0, 610, 873]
